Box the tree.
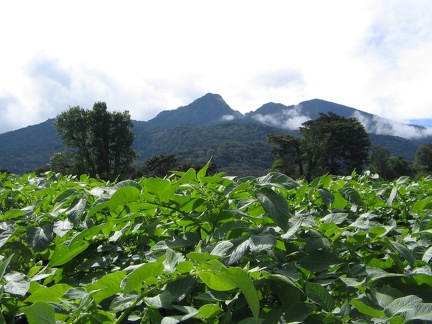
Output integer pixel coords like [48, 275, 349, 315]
[268, 112, 371, 181]
[53, 102, 136, 180]
[144, 154, 178, 177]
[388, 156, 413, 179]
[369, 145, 392, 179]
[300, 112, 370, 179]
[267, 134, 303, 177]
[414, 143, 432, 176]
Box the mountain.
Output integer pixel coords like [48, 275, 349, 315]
[0, 93, 431, 176]
[146, 93, 244, 128]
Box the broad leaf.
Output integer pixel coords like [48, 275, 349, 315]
[108, 186, 141, 211]
[255, 187, 290, 231]
[53, 219, 74, 237]
[305, 282, 335, 311]
[318, 188, 335, 207]
[87, 271, 127, 304]
[66, 194, 87, 226]
[25, 283, 71, 303]
[298, 251, 341, 272]
[384, 295, 422, 317]
[49, 241, 90, 266]
[22, 302, 55, 324]
[4, 271, 30, 297]
[122, 262, 164, 294]
[26, 224, 53, 252]
[350, 298, 385, 317]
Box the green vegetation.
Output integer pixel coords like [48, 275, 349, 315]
[53, 102, 136, 181]
[268, 113, 371, 181]
[2, 166, 432, 323]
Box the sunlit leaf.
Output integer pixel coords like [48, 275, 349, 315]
[122, 262, 164, 295]
[4, 271, 30, 297]
[26, 224, 53, 252]
[22, 302, 55, 324]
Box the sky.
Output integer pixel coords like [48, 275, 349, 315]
[1, 1, 432, 135]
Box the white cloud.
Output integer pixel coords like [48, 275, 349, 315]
[353, 111, 432, 139]
[221, 115, 235, 122]
[252, 105, 310, 130]
[1, 1, 432, 134]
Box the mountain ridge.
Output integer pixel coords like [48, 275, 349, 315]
[1, 93, 430, 175]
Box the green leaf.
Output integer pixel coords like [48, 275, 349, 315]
[198, 271, 237, 291]
[0, 254, 13, 280]
[298, 251, 341, 272]
[25, 283, 71, 303]
[4, 271, 30, 297]
[165, 276, 196, 302]
[265, 274, 304, 308]
[49, 241, 90, 267]
[143, 178, 172, 201]
[53, 219, 74, 237]
[282, 302, 312, 323]
[199, 304, 223, 319]
[163, 248, 180, 273]
[350, 298, 385, 317]
[318, 188, 335, 207]
[404, 303, 432, 321]
[197, 160, 211, 181]
[113, 179, 142, 191]
[0, 228, 14, 249]
[109, 186, 141, 211]
[187, 252, 222, 264]
[224, 267, 260, 320]
[255, 187, 290, 231]
[386, 187, 398, 205]
[305, 282, 335, 311]
[22, 302, 55, 324]
[384, 295, 422, 317]
[256, 172, 299, 190]
[122, 262, 164, 295]
[87, 271, 127, 304]
[87, 195, 111, 217]
[66, 194, 87, 226]
[342, 187, 364, 206]
[145, 291, 173, 309]
[26, 224, 53, 252]
[389, 241, 415, 266]
[249, 234, 276, 253]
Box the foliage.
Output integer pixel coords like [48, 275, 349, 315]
[369, 145, 392, 180]
[269, 113, 371, 181]
[369, 146, 415, 181]
[53, 102, 136, 181]
[414, 143, 432, 176]
[144, 154, 178, 177]
[2, 168, 432, 323]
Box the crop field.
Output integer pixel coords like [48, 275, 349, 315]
[1, 164, 432, 323]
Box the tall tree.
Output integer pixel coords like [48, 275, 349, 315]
[268, 112, 371, 181]
[300, 112, 370, 180]
[53, 102, 136, 180]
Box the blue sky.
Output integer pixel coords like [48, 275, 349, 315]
[1, 1, 432, 135]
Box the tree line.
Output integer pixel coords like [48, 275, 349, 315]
[35, 102, 432, 181]
[267, 112, 432, 181]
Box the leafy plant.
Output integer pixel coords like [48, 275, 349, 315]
[1, 168, 432, 323]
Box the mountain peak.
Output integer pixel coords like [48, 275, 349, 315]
[148, 93, 238, 127]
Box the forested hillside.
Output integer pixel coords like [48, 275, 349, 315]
[0, 94, 430, 175]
